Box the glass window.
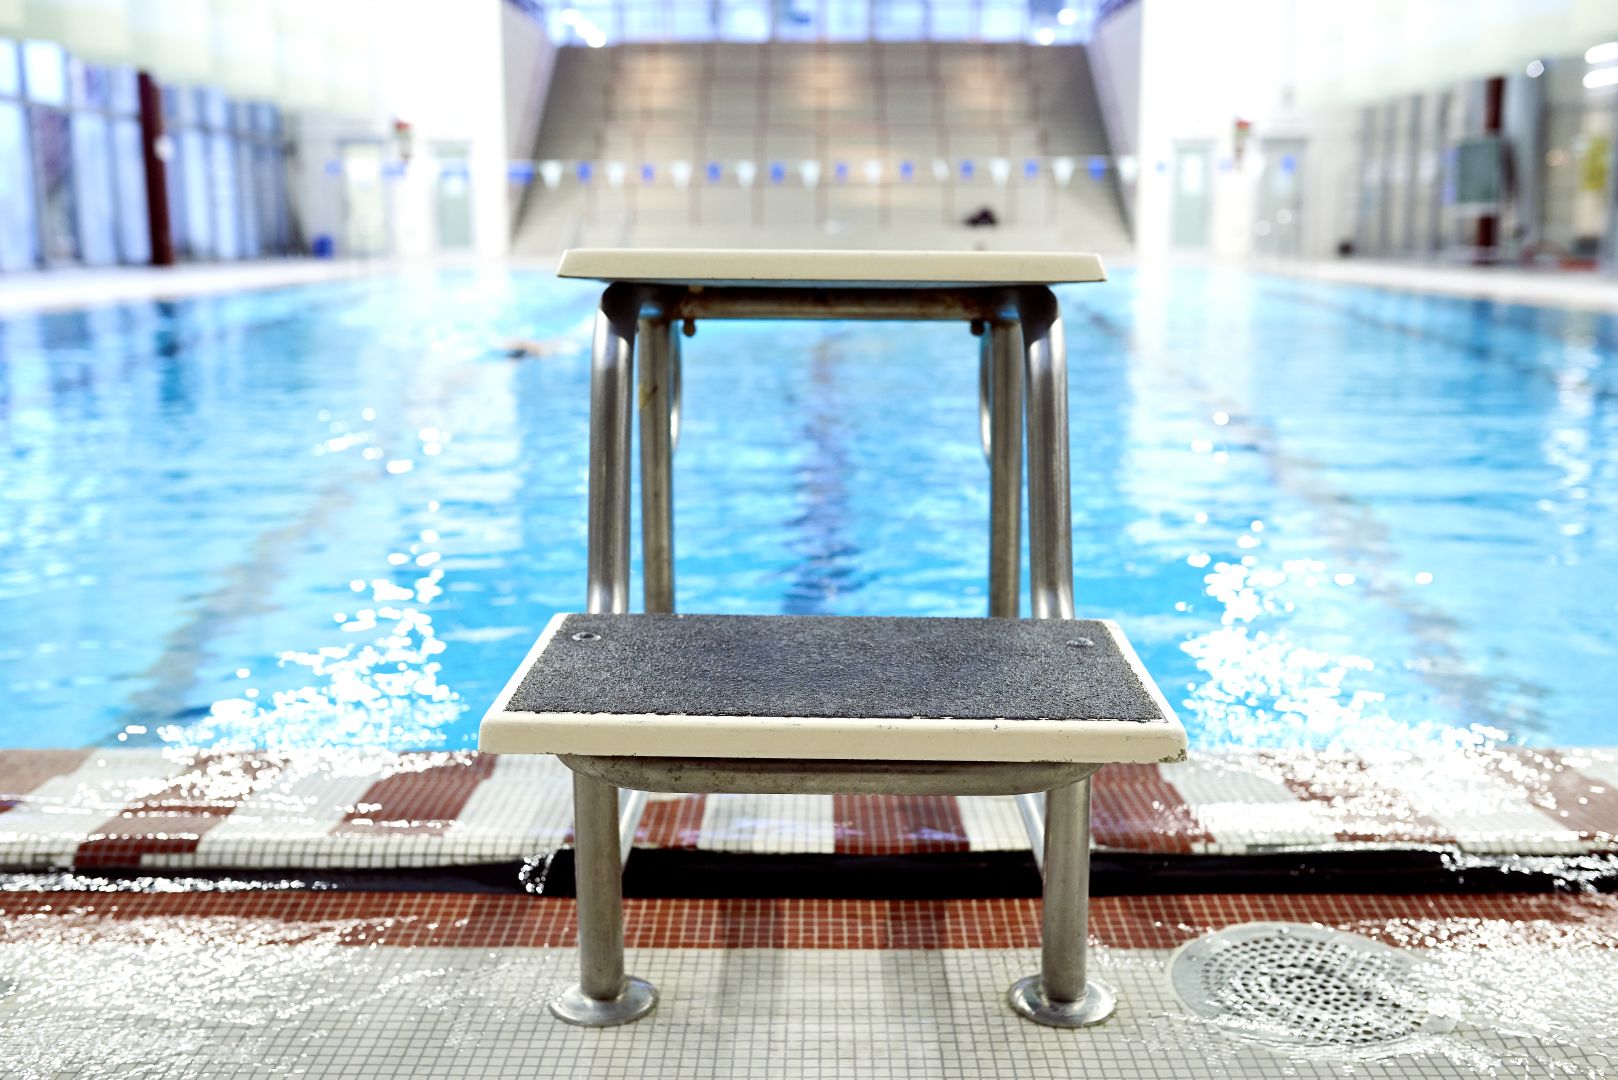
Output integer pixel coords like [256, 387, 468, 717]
[0, 101, 39, 271]
[209, 131, 238, 259]
[71, 111, 118, 266]
[874, 0, 926, 40]
[719, 0, 770, 41]
[980, 1, 1025, 41]
[162, 84, 196, 126]
[112, 116, 149, 263]
[825, 0, 868, 40]
[108, 65, 138, 114]
[29, 105, 77, 262]
[0, 39, 21, 97]
[22, 40, 67, 106]
[234, 138, 258, 257]
[668, 3, 713, 40]
[929, 2, 977, 39]
[67, 58, 111, 109]
[176, 128, 211, 257]
[774, 0, 820, 40]
[619, 2, 666, 42]
[253, 142, 285, 252]
[200, 87, 228, 130]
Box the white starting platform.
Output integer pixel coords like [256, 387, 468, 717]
[482, 249, 1186, 1034]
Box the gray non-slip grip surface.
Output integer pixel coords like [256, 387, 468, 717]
[509, 614, 1164, 723]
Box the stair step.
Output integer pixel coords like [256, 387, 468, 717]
[481, 613, 1185, 764]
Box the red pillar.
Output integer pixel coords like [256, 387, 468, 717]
[137, 72, 174, 266]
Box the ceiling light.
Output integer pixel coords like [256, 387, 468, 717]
[1586, 41, 1618, 64]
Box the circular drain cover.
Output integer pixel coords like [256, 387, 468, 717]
[1169, 922, 1453, 1049]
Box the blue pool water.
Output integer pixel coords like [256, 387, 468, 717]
[1, 266, 1614, 752]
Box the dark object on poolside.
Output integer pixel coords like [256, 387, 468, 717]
[965, 206, 1000, 228]
[501, 338, 568, 359]
[1337, 239, 1355, 257]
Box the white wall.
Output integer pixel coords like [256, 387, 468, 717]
[283, 0, 553, 259]
[378, 0, 510, 258]
[1128, 0, 1358, 259]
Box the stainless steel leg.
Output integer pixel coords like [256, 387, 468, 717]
[986, 319, 1023, 620]
[638, 317, 677, 614]
[554, 283, 658, 1027]
[1008, 286, 1115, 1028]
[1008, 779, 1114, 1026]
[1017, 285, 1075, 621]
[586, 283, 643, 617]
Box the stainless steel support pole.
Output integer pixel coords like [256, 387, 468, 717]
[987, 319, 1023, 620]
[1017, 286, 1076, 621]
[574, 770, 630, 998]
[553, 283, 657, 1027]
[638, 316, 676, 614]
[585, 284, 642, 618]
[1008, 286, 1115, 1028]
[1037, 780, 1092, 1003]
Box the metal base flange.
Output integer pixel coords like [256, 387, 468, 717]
[1008, 976, 1116, 1028]
[550, 977, 658, 1026]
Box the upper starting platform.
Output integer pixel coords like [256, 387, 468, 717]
[556, 248, 1107, 289]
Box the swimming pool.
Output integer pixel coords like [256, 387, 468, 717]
[1, 266, 1613, 753]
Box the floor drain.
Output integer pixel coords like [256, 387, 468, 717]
[1168, 922, 1455, 1050]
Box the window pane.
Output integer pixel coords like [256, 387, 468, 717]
[177, 128, 211, 257]
[825, 0, 868, 40]
[0, 101, 39, 271]
[163, 84, 196, 126]
[71, 111, 118, 265]
[0, 39, 21, 97]
[619, 2, 666, 42]
[200, 88, 228, 130]
[720, 0, 769, 41]
[112, 116, 149, 263]
[108, 65, 138, 114]
[22, 40, 66, 106]
[29, 106, 76, 261]
[774, 0, 820, 41]
[980, 0, 1025, 41]
[668, 3, 713, 40]
[209, 132, 238, 258]
[235, 138, 257, 257]
[68, 58, 111, 109]
[874, 0, 926, 40]
[929, 2, 976, 39]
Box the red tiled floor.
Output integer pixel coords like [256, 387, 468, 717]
[3, 891, 1612, 951]
[1092, 763, 1214, 853]
[833, 795, 972, 855]
[333, 752, 497, 836]
[74, 753, 283, 868]
[0, 749, 94, 813]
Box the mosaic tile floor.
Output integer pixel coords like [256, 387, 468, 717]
[4, 746, 1615, 874]
[1, 892, 1614, 1079]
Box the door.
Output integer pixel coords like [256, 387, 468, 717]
[341, 141, 388, 257]
[1255, 139, 1304, 257]
[433, 141, 473, 251]
[1171, 142, 1211, 249]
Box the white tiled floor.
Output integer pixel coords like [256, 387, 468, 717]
[2, 928, 1612, 1079]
